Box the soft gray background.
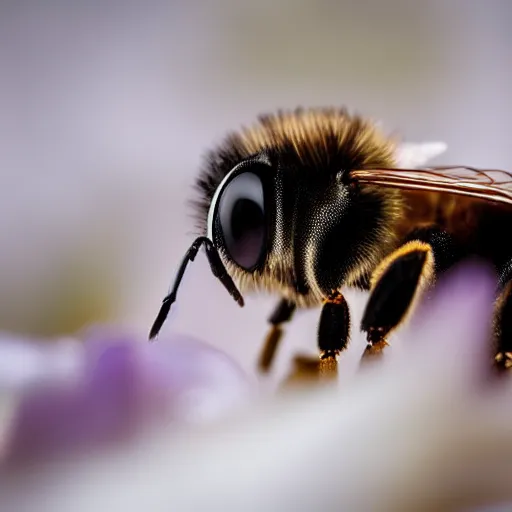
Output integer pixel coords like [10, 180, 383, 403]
[0, 0, 511, 386]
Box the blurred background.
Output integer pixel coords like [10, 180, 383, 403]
[0, 0, 511, 386]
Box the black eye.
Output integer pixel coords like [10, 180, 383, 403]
[217, 171, 266, 270]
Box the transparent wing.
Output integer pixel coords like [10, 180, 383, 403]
[351, 166, 512, 205]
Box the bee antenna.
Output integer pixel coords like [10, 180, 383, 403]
[148, 236, 244, 340]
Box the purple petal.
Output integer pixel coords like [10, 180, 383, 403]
[1, 330, 250, 467]
[395, 260, 497, 383]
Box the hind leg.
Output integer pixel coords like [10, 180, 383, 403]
[494, 261, 512, 372]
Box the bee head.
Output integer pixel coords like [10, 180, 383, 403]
[192, 107, 401, 306]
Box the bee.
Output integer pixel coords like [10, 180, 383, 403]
[149, 107, 512, 377]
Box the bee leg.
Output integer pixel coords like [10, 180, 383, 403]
[494, 263, 512, 373]
[360, 227, 460, 361]
[360, 240, 435, 361]
[257, 299, 296, 373]
[317, 293, 350, 380]
[281, 354, 321, 388]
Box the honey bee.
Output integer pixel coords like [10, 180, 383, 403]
[149, 107, 512, 377]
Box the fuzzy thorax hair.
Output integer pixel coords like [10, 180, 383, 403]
[192, 107, 398, 230]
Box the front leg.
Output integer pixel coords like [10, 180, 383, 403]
[257, 298, 296, 373]
[317, 292, 351, 379]
[360, 227, 459, 359]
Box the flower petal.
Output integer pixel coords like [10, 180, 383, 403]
[1, 265, 512, 511]
[1, 330, 250, 467]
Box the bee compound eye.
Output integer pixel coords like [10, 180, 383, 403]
[217, 171, 266, 271]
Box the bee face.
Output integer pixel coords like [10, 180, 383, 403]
[195, 108, 402, 306]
